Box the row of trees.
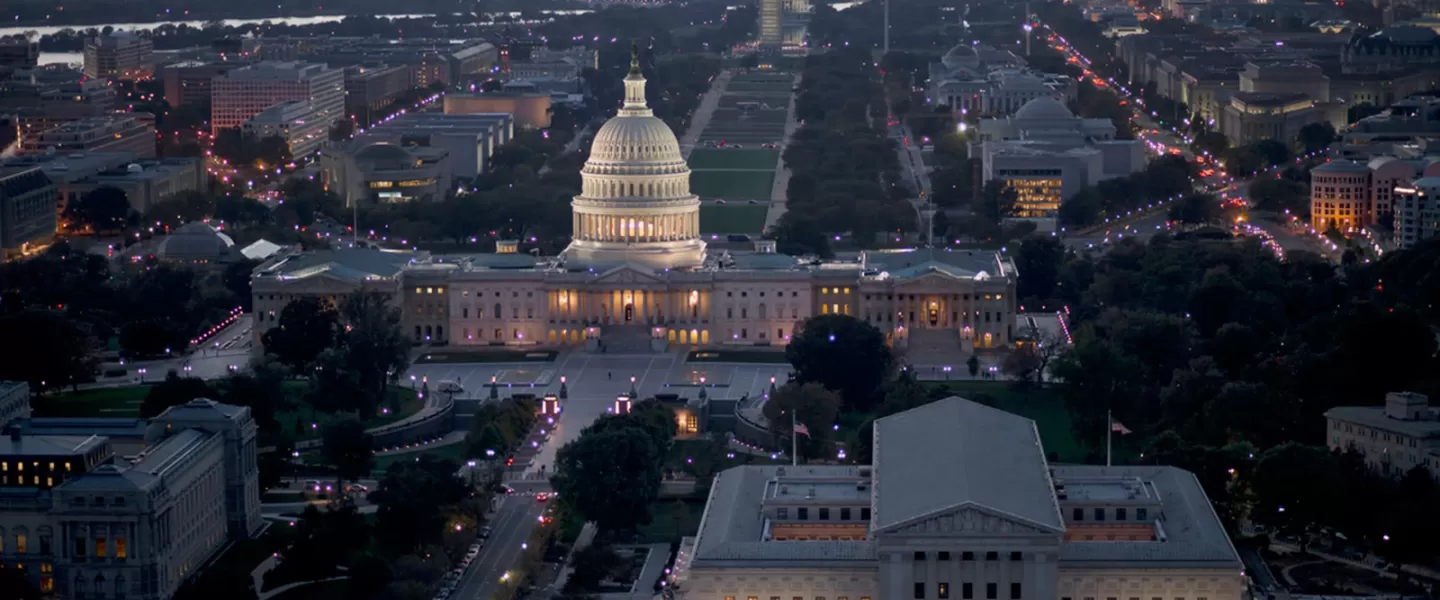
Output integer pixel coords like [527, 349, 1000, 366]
[1058, 154, 1195, 228]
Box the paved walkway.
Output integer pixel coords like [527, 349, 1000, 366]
[680, 70, 734, 159]
[257, 576, 350, 600]
[372, 429, 466, 457]
[764, 73, 803, 231]
[597, 544, 672, 600]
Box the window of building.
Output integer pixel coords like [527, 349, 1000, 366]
[1116, 508, 1127, 520]
[1137, 508, 1148, 521]
[1010, 551, 1022, 561]
[962, 551, 974, 561]
[986, 583, 998, 599]
[914, 551, 926, 561]
[1094, 508, 1105, 521]
[749, 596, 758, 600]
[985, 551, 998, 561]
[939, 551, 951, 561]
[962, 583, 974, 599]
[116, 536, 127, 559]
[820, 507, 830, 520]
[73, 537, 85, 556]
[15, 532, 26, 553]
[915, 583, 926, 599]
[841, 507, 852, 520]
[861, 507, 871, 521]
[940, 583, 951, 599]
[1073, 508, 1083, 521]
[798, 507, 808, 520]
[1011, 584, 1022, 599]
[95, 537, 107, 558]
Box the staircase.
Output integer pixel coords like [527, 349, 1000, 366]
[902, 328, 967, 362]
[597, 325, 664, 354]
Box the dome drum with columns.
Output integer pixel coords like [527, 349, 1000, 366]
[565, 43, 706, 270]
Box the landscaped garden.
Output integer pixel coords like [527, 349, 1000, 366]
[699, 204, 769, 233]
[689, 170, 775, 200]
[686, 148, 780, 170]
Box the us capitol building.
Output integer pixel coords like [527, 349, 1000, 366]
[251, 50, 1019, 354]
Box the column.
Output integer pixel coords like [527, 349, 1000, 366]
[927, 554, 938, 599]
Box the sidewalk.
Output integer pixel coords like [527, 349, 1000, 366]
[764, 72, 803, 231]
[372, 429, 466, 457]
[679, 70, 733, 158]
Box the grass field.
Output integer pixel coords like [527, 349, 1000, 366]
[690, 170, 775, 200]
[32, 386, 150, 417]
[275, 387, 424, 442]
[687, 148, 779, 170]
[699, 204, 768, 233]
[373, 441, 468, 472]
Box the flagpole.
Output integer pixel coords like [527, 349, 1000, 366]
[792, 411, 799, 467]
[1106, 409, 1113, 467]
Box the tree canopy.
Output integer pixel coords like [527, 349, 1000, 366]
[786, 314, 893, 412]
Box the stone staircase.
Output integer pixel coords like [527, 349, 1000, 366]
[597, 324, 664, 354]
[902, 328, 967, 362]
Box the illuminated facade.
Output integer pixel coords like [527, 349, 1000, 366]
[83, 32, 153, 80]
[210, 62, 345, 138]
[1219, 92, 1321, 146]
[251, 48, 1020, 355]
[1308, 156, 1440, 232]
[320, 142, 450, 205]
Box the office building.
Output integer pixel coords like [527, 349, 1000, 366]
[20, 114, 156, 158]
[1394, 177, 1440, 248]
[1, 68, 117, 140]
[1343, 26, 1440, 74]
[346, 112, 512, 180]
[210, 62, 344, 137]
[255, 57, 1020, 354]
[0, 385, 262, 599]
[1219, 92, 1322, 146]
[242, 100, 329, 158]
[973, 98, 1145, 222]
[320, 142, 450, 205]
[670, 397, 1245, 600]
[83, 32, 154, 80]
[1325, 392, 1440, 477]
[0, 166, 57, 259]
[0, 39, 40, 68]
[62, 158, 207, 215]
[344, 65, 413, 125]
[1347, 95, 1440, 144]
[1309, 156, 1440, 232]
[444, 91, 551, 129]
[160, 61, 236, 108]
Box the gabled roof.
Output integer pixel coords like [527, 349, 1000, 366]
[872, 397, 1065, 533]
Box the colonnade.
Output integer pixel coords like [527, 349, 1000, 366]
[573, 212, 700, 243]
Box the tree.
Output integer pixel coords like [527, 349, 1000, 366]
[261, 298, 340, 372]
[1002, 344, 1045, 385]
[785, 314, 892, 412]
[371, 455, 469, 553]
[66, 185, 132, 232]
[0, 310, 96, 393]
[762, 382, 842, 460]
[975, 180, 1018, 224]
[336, 293, 410, 419]
[565, 544, 626, 593]
[1295, 122, 1335, 154]
[1014, 235, 1066, 304]
[141, 371, 215, 417]
[550, 426, 663, 532]
[219, 361, 287, 433]
[0, 566, 41, 600]
[1190, 131, 1229, 158]
[966, 354, 980, 377]
[1248, 178, 1309, 216]
[1249, 443, 1341, 536]
[171, 565, 256, 600]
[321, 417, 374, 485]
[1168, 192, 1220, 226]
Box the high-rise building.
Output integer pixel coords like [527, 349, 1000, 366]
[1394, 177, 1440, 248]
[343, 64, 413, 125]
[160, 61, 236, 108]
[83, 32, 154, 80]
[0, 39, 40, 68]
[210, 61, 345, 137]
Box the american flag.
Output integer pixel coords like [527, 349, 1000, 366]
[1110, 419, 1132, 435]
[794, 423, 810, 437]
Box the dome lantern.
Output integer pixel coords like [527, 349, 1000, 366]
[622, 41, 650, 115]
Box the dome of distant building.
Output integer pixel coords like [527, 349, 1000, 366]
[564, 44, 704, 270]
[1014, 96, 1075, 121]
[157, 222, 236, 264]
[942, 43, 981, 70]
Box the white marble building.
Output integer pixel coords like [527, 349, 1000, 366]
[673, 398, 1246, 600]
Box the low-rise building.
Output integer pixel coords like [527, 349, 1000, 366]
[1394, 177, 1440, 248]
[444, 91, 552, 129]
[0, 165, 58, 259]
[1220, 91, 1321, 146]
[1325, 392, 1440, 476]
[21, 114, 156, 158]
[155, 221, 239, 264]
[62, 158, 207, 214]
[320, 142, 450, 206]
[1309, 156, 1440, 232]
[0, 39, 40, 68]
[242, 100, 328, 158]
[672, 397, 1244, 600]
[346, 112, 513, 181]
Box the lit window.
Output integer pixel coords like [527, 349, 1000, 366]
[116, 536, 127, 559]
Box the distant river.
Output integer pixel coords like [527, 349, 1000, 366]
[4, 10, 594, 65]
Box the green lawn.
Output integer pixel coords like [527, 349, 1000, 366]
[413, 349, 558, 364]
[274, 386, 423, 443]
[689, 169, 775, 200]
[32, 386, 150, 417]
[637, 498, 707, 543]
[699, 204, 769, 234]
[921, 381, 1092, 463]
[372, 441, 468, 473]
[686, 349, 789, 363]
[687, 148, 779, 170]
[666, 438, 786, 473]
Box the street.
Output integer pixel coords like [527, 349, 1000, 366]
[450, 495, 548, 600]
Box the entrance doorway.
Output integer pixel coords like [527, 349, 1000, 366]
[624, 303, 634, 322]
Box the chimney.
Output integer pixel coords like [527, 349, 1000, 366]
[1385, 392, 1430, 421]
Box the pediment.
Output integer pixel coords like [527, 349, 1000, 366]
[893, 271, 980, 291]
[592, 264, 665, 285]
[877, 503, 1060, 536]
[276, 272, 365, 294]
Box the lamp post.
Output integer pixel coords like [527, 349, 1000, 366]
[467, 460, 477, 486]
[769, 375, 777, 397]
[698, 376, 707, 401]
[630, 375, 637, 398]
[559, 375, 568, 399]
[490, 375, 499, 400]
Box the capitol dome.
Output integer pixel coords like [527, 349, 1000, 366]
[1014, 96, 1075, 121]
[565, 43, 705, 270]
[941, 43, 981, 70]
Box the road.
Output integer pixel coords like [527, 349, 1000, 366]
[451, 494, 549, 600]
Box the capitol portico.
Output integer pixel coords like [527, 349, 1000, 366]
[250, 46, 1021, 356]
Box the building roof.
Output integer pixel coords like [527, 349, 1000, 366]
[157, 221, 235, 260]
[19, 418, 148, 440]
[692, 465, 877, 565]
[256, 247, 418, 283]
[1312, 160, 1372, 173]
[872, 397, 1065, 533]
[241, 239, 285, 260]
[0, 434, 107, 458]
[1014, 97, 1075, 121]
[152, 398, 249, 424]
[1325, 406, 1440, 438]
[1053, 465, 1244, 569]
[131, 428, 215, 477]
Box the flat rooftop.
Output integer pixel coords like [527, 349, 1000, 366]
[764, 475, 869, 502]
[694, 465, 876, 565]
[1063, 477, 1157, 502]
[0, 434, 107, 458]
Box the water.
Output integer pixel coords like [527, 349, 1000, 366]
[1, 9, 592, 39]
[38, 51, 83, 66]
